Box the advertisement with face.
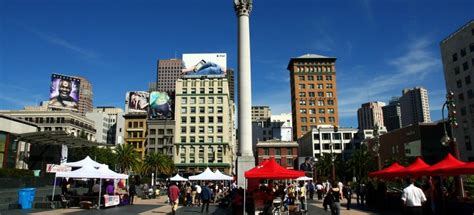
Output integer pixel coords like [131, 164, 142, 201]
[126, 91, 149, 112]
[48, 74, 80, 111]
[182, 53, 227, 77]
[149, 91, 174, 119]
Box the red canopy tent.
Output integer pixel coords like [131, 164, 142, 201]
[245, 158, 305, 179]
[389, 157, 430, 178]
[443, 162, 474, 175]
[368, 162, 405, 178]
[418, 153, 466, 176]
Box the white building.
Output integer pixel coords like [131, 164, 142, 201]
[400, 87, 431, 127]
[86, 107, 123, 144]
[252, 112, 293, 152]
[357, 101, 386, 130]
[298, 125, 359, 159]
[174, 77, 235, 174]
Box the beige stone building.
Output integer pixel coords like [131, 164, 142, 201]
[123, 113, 148, 160]
[174, 77, 235, 175]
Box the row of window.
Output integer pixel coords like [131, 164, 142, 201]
[181, 97, 224, 104]
[261, 148, 295, 156]
[298, 91, 334, 98]
[128, 121, 144, 128]
[182, 87, 224, 94]
[179, 156, 223, 163]
[458, 89, 474, 101]
[299, 83, 333, 89]
[181, 116, 223, 124]
[313, 143, 353, 150]
[300, 117, 336, 124]
[180, 106, 224, 114]
[127, 131, 146, 138]
[149, 129, 173, 135]
[298, 75, 333, 81]
[452, 43, 474, 62]
[314, 133, 354, 140]
[456, 75, 472, 88]
[180, 136, 224, 143]
[299, 99, 335, 106]
[181, 126, 224, 134]
[296, 67, 333, 73]
[300, 108, 335, 114]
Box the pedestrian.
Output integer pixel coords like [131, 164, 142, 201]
[323, 183, 341, 215]
[343, 182, 352, 210]
[316, 182, 324, 200]
[201, 182, 213, 213]
[129, 181, 136, 205]
[168, 183, 180, 215]
[299, 181, 307, 211]
[308, 181, 315, 200]
[401, 178, 427, 215]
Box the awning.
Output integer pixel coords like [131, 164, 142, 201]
[368, 162, 405, 178]
[245, 158, 305, 180]
[16, 131, 109, 148]
[389, 157, 430, 178]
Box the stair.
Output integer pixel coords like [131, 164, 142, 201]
[0, 186, 57, 211]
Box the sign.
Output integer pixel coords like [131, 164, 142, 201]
[48, 74, 80, 111]
[103, 195, 120, 207]
[182, 53, 227, 77]
[46, 164, 72, 173]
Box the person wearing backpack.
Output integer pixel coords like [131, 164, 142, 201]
[200, 182, 212, 213]
[326, 183, 342, 215]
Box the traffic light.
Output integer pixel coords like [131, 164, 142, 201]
[446, 91, 458, 128]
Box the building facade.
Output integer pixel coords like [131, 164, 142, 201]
[382, 97, 402, 132]
[298, 125, 359, 160]
[255, 140, 298, 169]
[288, 54, 339, 141]
[174, 77, 235, 174]
[147, 119, 175, 157]
[0, 110, 96, 141]
[156, 58, 184, 92]
[123, 113, 148, 159]
[252, 112, 293, 152]
[440, 20, 474, 161]
[400, 87, 431, 127]
[357, 101, 386, 130]
[251, 106, 271, 122]
[86, 107, 123, 144]
[76, 76, 93, 116]
[226, 68, 235, 102]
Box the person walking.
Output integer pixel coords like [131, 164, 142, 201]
[168, 183, 180, 215]
[129, 181, 136, 205]
[308, 181, 315, 200]
[323, 183, 342, 215]
[343, 182, 353, 210]
[401, 178, 427, 215]
[200, 182, 212, 213]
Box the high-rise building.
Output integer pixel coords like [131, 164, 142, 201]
[76, 76, 93, 116]
[226, 68, 235, 102]
[357, 101, 386, 130]
[251, 106, 271, 122]
[287, 54, 339, 141]
[174, 77, 235, 175]
[400, 87, 431, 127]
[86, 107, 123, 144]
[382, 97, 402, 132]
[156, 58, 184, 92]
[440, 20, 474, 161]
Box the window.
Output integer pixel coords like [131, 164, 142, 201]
[327, 100, 334, 105]
[201, 88, 206, 94]
[309, 84, 315, 89]
[190, 136, 195, 143]
[150, 129, 156, 135]
[190, 107, 196, 113]
[167, 129, 172, 134]
[299, 92, 306, 97]
[309, 92, 315, 97]
[318, 100, 324, 106]
[217, 106, 223, 113]
[182, 88, 187, 94]
[325, 75, 332, 81]
[317, 84, 323, 89]
[333, 133, 341, 140]
[329, 117, 335, 123]
[314, 144, 321, 150]
[319, 117, 326, 123]
[181, 126, 187, 133]
[181, 117, 186, 123]
[181, 136, 186, 143]
[287, 158, 293, 167]
[470, 43, 474, 52]
[328, 108, 335, 114]
[343, 133, 352, 139]
[217, 97, 223, 104]
[318, 92, 324, 97]
[208, 126, 214, 133]
[322, 133, 330, 140]
[308, 100, 315, 106]
[326, 92, 333, 97]
[453, 53, 458, 62]
[264, 148, 269, 155]
[190, 97, 196, 104]
[457, 80, 463, 88]
[158, 129, 164, 134]
[468, 89, 473, 99]
[208, 97, 214, 104]
[217, 136, 223, 143]
[181, 107, 187, 114]
[313, 133, 320, 139]
[464, 62, 469, 71]
[287, 148, 293, 155]
[199, 97, 205, 104]
[191, 88, 196, 94]
[309, 117, 316, 123]
[190, 126, 195, 133]
[190, 116, 196, 123]
[200, 116, 205, 123]
[319, 108, 325, 113]
[208, 107, 214, 113]
[275, 148, 281, 155]
[217, 88, 223, 93]
[208, 116, 214, 123]
[326, 83, 333, 89]
[455, 67, 460, 75]
[209, 88, 214, 94]
[301, 117, 307, 123]
[309, 109, 316, 114]
[217, 126, 223, 133]
[217, 116, 223, 123]
[299, 84, 305, 89]
[299, 109, 307, 114]
[199, 136, 204, 143]
[299, 100, 306, 105]
[461, 107, 467, 116]
[301, 126, 307, 132]
[466, 136, 472, 151]
[466, 75, 471, 85]
[308, 75, 314, 80]
[298, 75, 305, 81]
[181, 97, 187, 104]
[208, 136, 214, 142]
[461, 48, 467, 57]
[317, 75, 323, 80]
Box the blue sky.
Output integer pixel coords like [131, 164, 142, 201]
[1, 0, 473, 128]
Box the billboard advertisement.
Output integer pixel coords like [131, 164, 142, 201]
[182, 53, 227, 77]
[149, 91, 174, 119]
[48, 74, 80, 111]
[126, 91, 149, 112]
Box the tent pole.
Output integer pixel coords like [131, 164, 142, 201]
[51, 176, 57, 205]
[98, 179, 102, 210]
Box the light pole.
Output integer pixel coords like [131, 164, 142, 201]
[373, 124, 382, 170]
[330, 126, 337, 181]
[441, 91, 464, 197]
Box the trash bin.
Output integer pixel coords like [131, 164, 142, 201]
[18, 188, 36, 209]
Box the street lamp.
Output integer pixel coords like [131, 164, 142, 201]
[330, 126, 338, 181]
[441, 91, 464, 197]
[373, 124, 382, 170]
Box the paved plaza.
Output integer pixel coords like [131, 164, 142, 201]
[0, 195, 400, 215]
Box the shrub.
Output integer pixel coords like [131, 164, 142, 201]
[0, 168, 34, 177]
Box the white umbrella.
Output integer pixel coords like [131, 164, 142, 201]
[296, 176, 313, 181]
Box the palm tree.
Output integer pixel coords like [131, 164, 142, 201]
[315, 153, 334, 179]
[347, 145, 377, 183]
[115, 144, 139, 174]
[144, 152, 175, 177]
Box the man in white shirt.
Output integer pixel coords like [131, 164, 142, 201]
[401, 178, 427, 215]
[194, 184, 202, 206]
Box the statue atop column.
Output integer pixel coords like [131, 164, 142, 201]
[234, 0, 253, 16]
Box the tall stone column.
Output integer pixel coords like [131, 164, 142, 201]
[234, 0, 255, 188]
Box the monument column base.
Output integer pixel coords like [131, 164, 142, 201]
[236, 155, 255, 188]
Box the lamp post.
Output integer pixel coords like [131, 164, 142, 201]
[373, 124, 382, 170]
[330, 126, 337, 181]
[441, 91, 464, 197]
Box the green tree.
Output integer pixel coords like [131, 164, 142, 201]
[115, 144, 139, 174]
[347, 145, 377, 183]
[315, 153, 335, 180]
[144, 152, 175, 177]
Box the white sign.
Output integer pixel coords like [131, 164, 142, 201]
[103, 195, 120, 207]
[46, 164, 72, 173]
[182, 53, 227, 73]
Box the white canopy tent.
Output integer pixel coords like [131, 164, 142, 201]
[169, 173, 188, 181]
[189, 167, 220, 181]
[213, 169, 233, 181]
[63, 156, 103, 168]
[53, 161, 127, 208]
[295, 176, 313, 181]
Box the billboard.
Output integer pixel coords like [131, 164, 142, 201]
[48, 74, 80, 111]
[126, 91, 149, 112]
[149, 91, 174, 119]
[182, 53, 227, 77]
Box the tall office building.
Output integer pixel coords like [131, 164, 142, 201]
[357, 101, 386, 130]
[174, 77, 235, 174]
[226, 68, 235, 102]
[251, 106, 271, 122]
[400, 87, 431, 127]
[86, 107, 123, 144]
[440, 20, 474, 161]
[156, 58, 184, 92]
[382, 97, 402, 132]
[287, 54, 339, 141]
[76, 76, 93, 116]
